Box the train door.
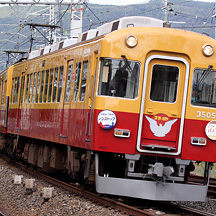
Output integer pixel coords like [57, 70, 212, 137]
[16, 73, 25, 130]
[137, 55, 189, 156]
[60, 60, 74, 138]
[85, 52, 98, 145]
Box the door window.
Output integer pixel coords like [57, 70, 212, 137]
[150, 65, 179, 103]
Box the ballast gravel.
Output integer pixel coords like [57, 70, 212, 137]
[0, 158, 128, 216]
[0, 157, 216, 216]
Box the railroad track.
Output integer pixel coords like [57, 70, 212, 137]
[0, 153, 215, 216]
[208, 185, 216, 198]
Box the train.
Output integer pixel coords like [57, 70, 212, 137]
[0, 16, 216, 201]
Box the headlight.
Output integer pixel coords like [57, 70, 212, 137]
[125, 35, 138, 48]
[203, 44, 214, 56]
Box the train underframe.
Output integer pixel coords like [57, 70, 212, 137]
[0, 134, 211, 201]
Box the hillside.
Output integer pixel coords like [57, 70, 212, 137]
[0, 0, 215, 69]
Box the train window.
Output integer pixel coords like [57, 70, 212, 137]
[25, 74, 30, 103]
[48, 68, 54, 102]
[35, 72, 41, 103]
[20, 75, 25, 104]
[52, 67, 59, 102]
[98, 58, 140, 99]
[150, 65, 179, 103]
[15, 77, 20, 104]
[65, 63, 73, 102]
[57, 66, 64, 102]
[80, 61, 88, 101]
[0, 81, 1, 104]
[39, 71, 45, 103]
[10, 78, 14, 103]
[43, 69, 50, 102]
[73, 62, 81, 102]
[191, 68, 216, 107]
[13, 77, 19, 103]
[31, 73, 37, 103]
[1, 81, 5, 104]
[2, 81, 6, 105]
[13, 77, 17, 103]
[28, 73, 33, 103]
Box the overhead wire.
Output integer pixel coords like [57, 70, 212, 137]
[1, 0, 216, 58]
[13, 3, 73, 50]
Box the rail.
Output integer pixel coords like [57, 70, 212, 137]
[0, 153, 215, 216]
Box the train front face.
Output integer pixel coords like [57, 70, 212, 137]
[92, 26, 216, 201]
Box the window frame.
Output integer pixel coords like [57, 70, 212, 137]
[57, 66, 64, 102]
[28, 73, 33, 103]
[31, 72, 37, 103]
[79, 61, 88, 102]
[43, 69, 50, 103]
[190, 67, 216, 108]
[39, 70, 45, 103]
[35, 71, 41, 103]
[73, 62, 82, 102]
[25, 74, 30, 103]
[64, 61, 74, 103]
[52, 67, 59, 103]
[97, 57, 141, 100]
[48, 68, 54, 103]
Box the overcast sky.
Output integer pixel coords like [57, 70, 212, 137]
[88, 0, 216, 5]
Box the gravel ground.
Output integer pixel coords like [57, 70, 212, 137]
[0, 158, 128, 216]
[177, 200, 216, 215]
[1, 157, 216, 216]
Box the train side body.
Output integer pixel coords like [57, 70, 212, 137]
[7, 40, 101, 151]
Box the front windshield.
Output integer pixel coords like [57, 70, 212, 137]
[191, 68, 216, 107]
[98, 58, 140, 99]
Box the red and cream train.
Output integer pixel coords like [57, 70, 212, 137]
[0, 16, 216, 201]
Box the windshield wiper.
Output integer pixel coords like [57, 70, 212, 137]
[197, 65, 213, 86]
[121, 55, 132, 73]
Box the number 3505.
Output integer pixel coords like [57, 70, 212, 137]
[197, 111, 216, 119]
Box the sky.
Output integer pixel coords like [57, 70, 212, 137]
[88, 0, 216, 5]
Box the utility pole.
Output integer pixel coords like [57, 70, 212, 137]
[0, 0, 85, 40]
[70, 0, 83, 38]
[215, 0, 216, 39]
[163, 0, 176, 28]
[211, 0, 216, 39]
[164, 0, 169, 24]
[49, 0, 56, 43]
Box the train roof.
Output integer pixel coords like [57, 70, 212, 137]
[27, 16, 164, 60]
